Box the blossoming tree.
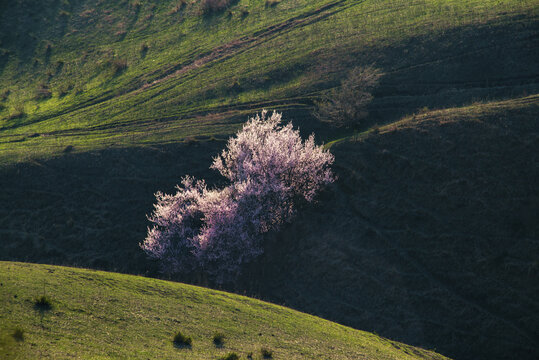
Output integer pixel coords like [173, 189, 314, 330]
[141, 110, 334, 282]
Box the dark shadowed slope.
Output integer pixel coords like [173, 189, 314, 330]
[239, 95, 539, 360]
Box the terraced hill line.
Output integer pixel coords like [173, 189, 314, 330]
[0, 1, 355, 138]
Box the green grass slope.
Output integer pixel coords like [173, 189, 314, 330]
[0, 261, 450, 359]
[1, 1, 538, 359]
[0, 0, 537, 163]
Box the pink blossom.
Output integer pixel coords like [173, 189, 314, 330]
[141, 111, 334, 282]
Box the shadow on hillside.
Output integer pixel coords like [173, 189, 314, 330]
[0, 1, 72, 65]
[0, 141, 224, 275]
[305, 15, 539, 127]
[236, 97, 539, 360]
[215, 15, 539, 146]
[1, 96, 538, 360]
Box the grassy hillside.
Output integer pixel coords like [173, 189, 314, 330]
[0, 0, 537, 163]
[1, 1, 538, 360]
[0, 261, 450, 359]
[1, 94, 537, 360]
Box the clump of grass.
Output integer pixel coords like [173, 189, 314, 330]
[213, 332, 225, 346]
[419, 106, 430, 114]
[8, 103, 25, 120]
[184, 136, 198, 146]
[239, 6, 249, 17]
[261, 347, 273, 358]
[0, 89, 9, 102]
[35, 83, 52, 100]
[110, 59, 128, 75]
[201, 0, 232, 14]
[34, 295, 52, 311]
[45, 43, 53, 57]
[173, 331, 192, 348]
[12, 328, 24, 342]
[56, 83, 72, 97]
[168, 1, 187, 15]
[54, 60, 65, 73]
[265, 0, 280, 7]
[219, 353, 239, 360]
[58, 9, 70, 18]
[130, 0, 142, 10]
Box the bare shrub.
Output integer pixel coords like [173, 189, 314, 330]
[314, 66, 382, 128]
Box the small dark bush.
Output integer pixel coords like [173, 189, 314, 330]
[173, 331, 192, 348]
[201, 0, 232, 14]
[265, 0, 280, 7]
[55, 60, 64, 70]
[45, 43, 53, 56]
[261, 347, 273, 358]
[8, 111, 24, 120]
[219, 353, 239, 360]
[34, 295, 52, 311]
[110, 59, 128, 75]
[140, 43, 149, 57]
[213, 332, 225, 346]
[12, 328, 24, 342]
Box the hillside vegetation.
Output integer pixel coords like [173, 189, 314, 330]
[0, 1, 538, 360]
[0, 261, 450, 359]
[0, 0, 537, 163]
[1, 94, 537, 360]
